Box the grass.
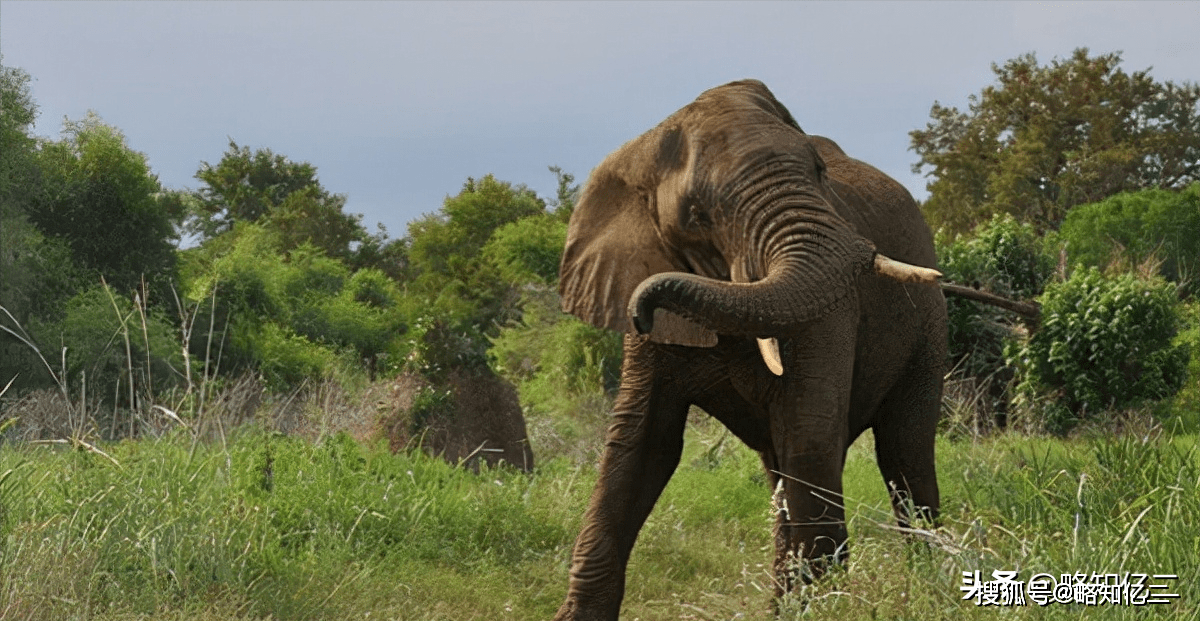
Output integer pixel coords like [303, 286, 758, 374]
[1, 412, 1197, 620]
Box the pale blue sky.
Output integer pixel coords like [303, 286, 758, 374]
[2, 1, 1196, 240]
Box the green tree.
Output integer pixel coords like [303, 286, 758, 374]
[265, 185, 366, 261]
[184, 224, 408, 387]
[0, 61, 38, 219]
[912, 48, 1200, 235]
[547, 165, 580, 222]
[189, 141, 367, 259]
[937, 214, 1056, 419]
[29, 112, 179, 296]
[403, 175, 546, 369]
[0, 62, 91, 395]
[483, 214, 567, 286]
[190, 141, 320, 238]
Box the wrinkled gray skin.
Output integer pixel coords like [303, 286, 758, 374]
[554, 80, 946, 620]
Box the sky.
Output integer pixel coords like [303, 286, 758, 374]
[2, 1, 1197, 242]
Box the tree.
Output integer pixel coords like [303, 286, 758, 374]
[0, 60, 38, 218]
[30, 113, 179, 296]
[0, 62, 89, 395]
[265, 185, 366, 261]
[189, 141, 368, 259]
[483, 214, 567, 286]
[547, 165, 581, 222]
[912, 48, 1200, 235]
[401, 175, 547, 372]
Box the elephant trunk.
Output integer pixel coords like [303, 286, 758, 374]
[629, 239, 872, 338]
[629, 178, 937, 340]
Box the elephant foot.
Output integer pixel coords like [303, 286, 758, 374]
[552, 599, 618, 621]
[772, 547, 848, 598]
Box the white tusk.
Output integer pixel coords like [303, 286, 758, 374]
[757, 337, 784, 376]
[874, 254, 942, 284]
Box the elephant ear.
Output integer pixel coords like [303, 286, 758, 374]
[559, 168, 718, 347]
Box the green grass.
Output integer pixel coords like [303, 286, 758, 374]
[1, 418, 1197, 620]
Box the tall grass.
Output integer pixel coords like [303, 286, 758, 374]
[1, 416, 1196, 620]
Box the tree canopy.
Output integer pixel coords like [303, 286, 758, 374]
[911, 48, 1200, 235]
[29, 113, 180, 295]
[189, 141, 368, 260]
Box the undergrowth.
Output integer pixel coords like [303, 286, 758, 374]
[0, 416, 1196, 620]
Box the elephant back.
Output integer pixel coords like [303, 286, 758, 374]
[808, 135, 937, 269]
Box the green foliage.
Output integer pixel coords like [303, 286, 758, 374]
[399, 175, 550, 376]
[1008, 269, 1190, 430]
[403, 315, 489, 378]
[29, 112, 179, 295]
[1170, 303, 1200, 430]
[28, 283, 183, 402]
[185, 224, 407, 387]
[913, 48, 1200, 234]
[189, 141, 368, 259]
[265, 184, 367, 261]
[1057, 183, 1200, 297]
[483, 214, 568, 286]
[937, 214, 1055, 404]
[939, 214, 1055, 298]
[191, 141, 319, 236]
[407, 175, 545, 292]
[546, 165, 581, 222]
[405, 385, 455, 434]
[251, 322, 340, 389]
[490, 289, 623, 413]
[0, 61, 38, 217]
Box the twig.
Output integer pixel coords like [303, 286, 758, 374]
[941, 282, 1041, 327]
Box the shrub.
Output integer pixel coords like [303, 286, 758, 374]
[1057, 183, 1200, 297]
[1007, 268, 1190, 431]
[251, 322, 340, 390]
[935, 214, 1056, 417]
[185, 227, 408, 385]
[489, 289, 622, 409]
[29, 283, 182, 403]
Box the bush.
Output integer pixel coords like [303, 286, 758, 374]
[185, 227, 408, 385]
[29, 283, 182, 403]
[490, 289, 622, 409]
[1166, 302, 1200, 431]
[251, 322, 340, 390]
[1057, 183, 1200, 297]
[935, 214, 1056, 416]
[1007, 268, 1190, 431]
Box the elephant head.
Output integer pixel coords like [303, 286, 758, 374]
[559, 80, 938, 371]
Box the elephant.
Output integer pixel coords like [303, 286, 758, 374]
[552, 80, 946, 620]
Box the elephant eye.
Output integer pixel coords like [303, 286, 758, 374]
[686, 203, 711, 229]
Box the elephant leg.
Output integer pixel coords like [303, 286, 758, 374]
[767, 317, 855, 594]
[871, 348, 942, 528]
[554, 338, 690, 621]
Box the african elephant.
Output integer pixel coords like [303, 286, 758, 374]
[552, 80, 946, 620]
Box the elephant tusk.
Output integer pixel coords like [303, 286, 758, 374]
[756, 337, 784, 376]
[874, 254, 942, 285]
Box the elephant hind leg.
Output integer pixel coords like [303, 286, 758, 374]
[870, 355, 942, 528]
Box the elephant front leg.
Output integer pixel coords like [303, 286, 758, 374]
[554, 344, 690, 621]
[766, 449, 848, 595]
[765, 320, 855, 596]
